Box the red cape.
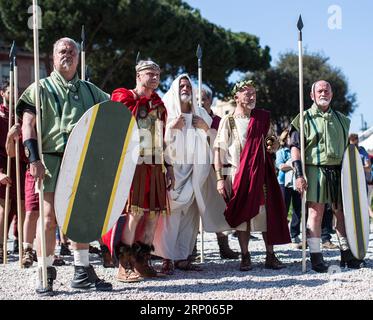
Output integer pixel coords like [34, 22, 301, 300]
[111, 88, 166, 121]
[224, 109, 290, 245]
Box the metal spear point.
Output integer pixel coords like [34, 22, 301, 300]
[136, 51, 141, 65]
[81, 25, 86, 80]
[81, 25, 85, 50]
[196, 44, 202, 67]
[10, 41, 16, 70]
[297, 15, 304, 31]
[297, 15, 304, 41]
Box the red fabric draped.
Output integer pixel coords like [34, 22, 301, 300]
[224, 109, 290, 245]
[111, 88, 166, 121]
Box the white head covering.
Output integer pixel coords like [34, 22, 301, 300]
[162, 73, 212, 126]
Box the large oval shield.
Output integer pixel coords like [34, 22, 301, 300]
[55, 101, 139, 243]
[341, 144, 370, 260]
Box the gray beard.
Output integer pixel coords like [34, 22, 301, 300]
[61, 59, 73, 70]
[180, 94, 192, 104]
[317, 99, 330, 107]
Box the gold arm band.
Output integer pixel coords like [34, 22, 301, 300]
[216, 169, 224, 181]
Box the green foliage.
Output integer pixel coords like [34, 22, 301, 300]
[0, 0, 270, 96]
[247, 52, 357, 129]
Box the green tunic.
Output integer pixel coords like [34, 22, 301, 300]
[291, 103, 350, 204]
[16, 70, 109, 192]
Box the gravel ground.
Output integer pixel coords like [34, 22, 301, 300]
[1, 226, 373, 301]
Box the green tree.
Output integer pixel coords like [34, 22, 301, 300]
[247, 52, 357, 129]
[0, 0, 270, 96]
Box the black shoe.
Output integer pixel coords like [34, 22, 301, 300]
[60, 243, 71, 256]
[310, 253, 329, 273]
[13, 239, 19, 254]
[35, 266, 57, 296]
[88, 245, 101, 255]
[71, 265, 112, 291]
[340, 249, 365, 269]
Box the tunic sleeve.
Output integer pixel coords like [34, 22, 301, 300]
[213, 115, 231, 152]
[16, 83, 37, 118]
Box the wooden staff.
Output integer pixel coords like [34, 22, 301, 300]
[12, 42, 24, 267]
[3, 43, 15, 265]
[81, 25, 86, 81]
[196, 44, 205, 263]
[297, 15, 307, 273]
[33, 0, 47, 288]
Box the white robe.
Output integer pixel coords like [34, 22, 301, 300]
[153, 74, 230, 260]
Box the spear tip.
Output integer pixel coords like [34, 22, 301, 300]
[9, 40, 16, 59]
[81, 25, 85, 41]
[136, 51, 141, 64]
[297, 15, 304, 31]
[196, 44, 202, 59]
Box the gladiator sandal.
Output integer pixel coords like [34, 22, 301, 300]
[116, 243, 143, 283]
[310, 253, 329, 273]
[340, 249, 365, 269]
[239, 252, 252, 271]
[133, 242, 165, 278]
[217, 235, 239, 260]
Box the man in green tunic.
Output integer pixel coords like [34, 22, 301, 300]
[16, 38, 112, 295]
[290, 80, 364, 272]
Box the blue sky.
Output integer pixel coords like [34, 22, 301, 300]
[185, 0, 372, 133]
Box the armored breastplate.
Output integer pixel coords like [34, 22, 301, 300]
[137, 102, 165, 164]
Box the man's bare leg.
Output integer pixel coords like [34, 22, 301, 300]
[34, 192, 57, 295]
[136, 213, 159, 245]
[306, 202, 328, 272]
[122, 213, 143, 245]
[23, 210, 38, 245]
[237, 225, 252, 271]
[22, 209, 38, 267]
[262, 232, 285, 269]
[35, 192, 56, 262]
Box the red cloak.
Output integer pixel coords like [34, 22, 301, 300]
[111, 88, 166, 121]
[224, 109, 290, 245]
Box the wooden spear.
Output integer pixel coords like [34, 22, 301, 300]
[297, 15, 307, 273]
[3, 42, 15, 265]
[33, 0, 47, 288]
[12, 42, 24, 267]
[196, 44, 205, 263]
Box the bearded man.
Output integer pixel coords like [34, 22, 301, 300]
[153, 74, 229, 273]
[214, 80, 290, 271]
[16, 37, 112, 295]
[290, 80, 365, 272]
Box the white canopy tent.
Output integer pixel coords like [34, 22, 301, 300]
[359, 126, 373, 154]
